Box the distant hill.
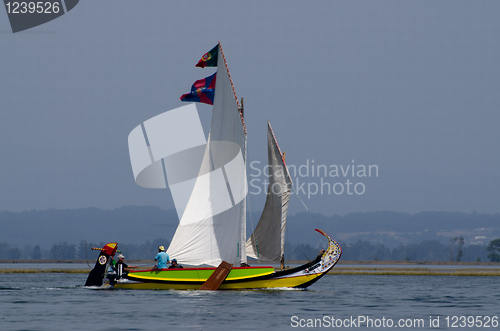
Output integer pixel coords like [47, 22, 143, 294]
[1, 206, 499, 249]
[0, 206, 178, 248]
[285, 210, 500, 248]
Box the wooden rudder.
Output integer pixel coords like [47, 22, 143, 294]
[199, 261, 233, 290]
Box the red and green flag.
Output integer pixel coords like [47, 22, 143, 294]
[196, 44, 219, 68]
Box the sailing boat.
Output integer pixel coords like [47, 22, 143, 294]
[86, 43, 341, 290]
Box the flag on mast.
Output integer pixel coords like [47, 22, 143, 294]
[196, 44, 219, 68]
[180, 73, 217, 105]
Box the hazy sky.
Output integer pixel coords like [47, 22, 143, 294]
[1, 1, 499, 216]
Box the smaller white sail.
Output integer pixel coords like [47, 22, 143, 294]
[246, 122, 292, 262]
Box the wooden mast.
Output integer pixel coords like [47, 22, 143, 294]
[280, 151, 286, 270]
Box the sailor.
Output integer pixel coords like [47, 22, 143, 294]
[115, 254, 137, 278]
[155, 246, 170, 269]
[168, 258, 183, 269]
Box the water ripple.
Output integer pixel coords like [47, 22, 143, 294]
[0, 274, 499, 330]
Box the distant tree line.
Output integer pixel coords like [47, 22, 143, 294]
[0, 238, 498, 262]
[487, 239, 500, 262]
[0, 239, 170, 261]
[284, 239, 493, 262]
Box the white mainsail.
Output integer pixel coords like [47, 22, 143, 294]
[128, 44, 247, 267]
[246, 122, 292, 262]
[166, 43, 248, 267]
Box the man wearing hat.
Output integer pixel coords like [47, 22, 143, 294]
[155, 246, 170, 269]
[115, 254, 137, 278]
[168, 259, 183, 269]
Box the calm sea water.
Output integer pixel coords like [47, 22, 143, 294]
[0, 272, 498, 331]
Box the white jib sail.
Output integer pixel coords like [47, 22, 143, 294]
[246, 122, 292, 262]
[166, 44, 248, 267]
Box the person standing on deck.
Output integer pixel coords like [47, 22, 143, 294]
[155, 246, 170, 269]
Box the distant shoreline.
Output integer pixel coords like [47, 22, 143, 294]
[1, 259, 499, 266]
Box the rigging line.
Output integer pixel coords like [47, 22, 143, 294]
[85, 241, 91, 269]
[292, 186, 309, 211]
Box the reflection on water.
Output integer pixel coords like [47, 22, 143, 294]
[0, 273, 499, 330]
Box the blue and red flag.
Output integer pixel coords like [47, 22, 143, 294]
[180, 73, 217, 105]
